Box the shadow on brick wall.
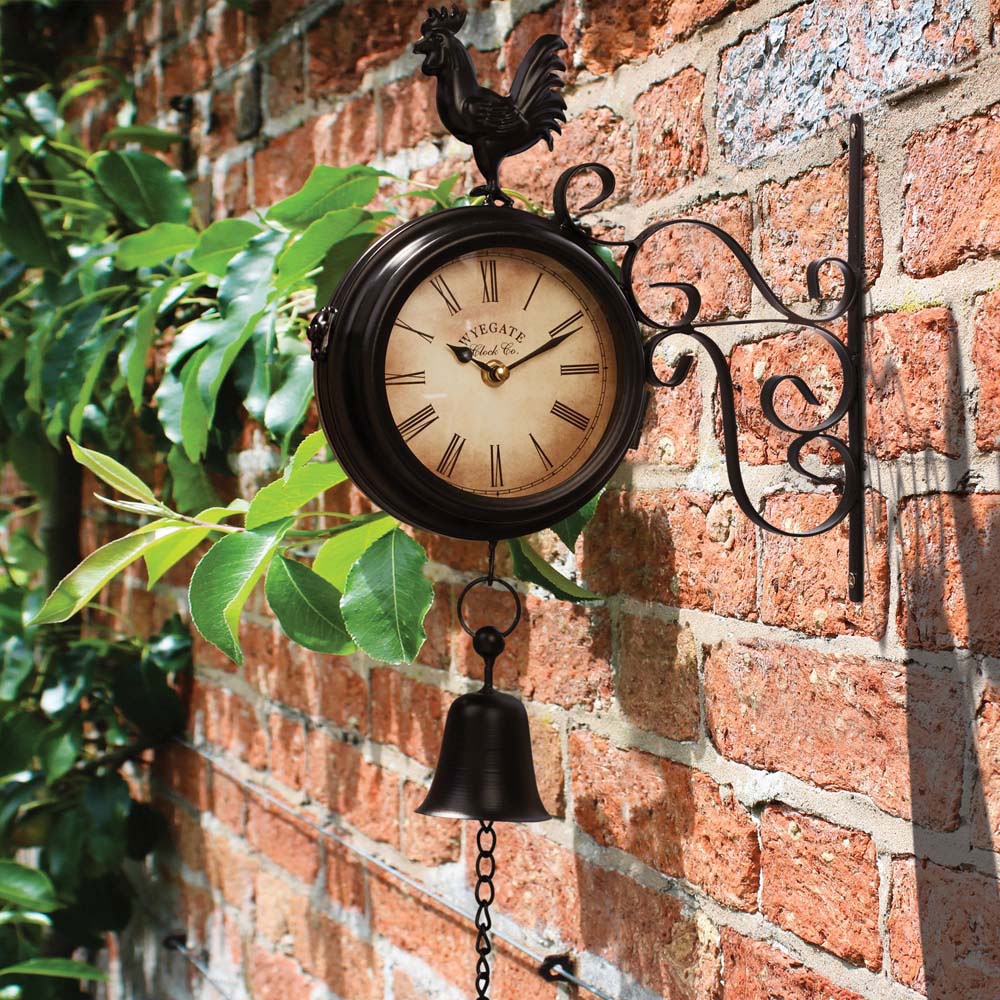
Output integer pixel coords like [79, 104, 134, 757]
[880, 319, 1000, 999]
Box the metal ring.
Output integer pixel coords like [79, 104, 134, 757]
[457, 576, 522, 637]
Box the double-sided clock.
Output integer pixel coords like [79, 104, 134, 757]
[310, 207, 645, 540]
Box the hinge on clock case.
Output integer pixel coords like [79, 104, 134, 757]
[307, 305, 336, 362]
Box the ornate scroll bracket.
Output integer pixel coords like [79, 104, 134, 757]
[554, 115, 867, 602]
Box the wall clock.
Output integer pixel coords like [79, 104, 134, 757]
[310, 206, 646, 540]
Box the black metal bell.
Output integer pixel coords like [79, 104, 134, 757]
[417, 626, 550, 823]
[416, 685, 551, 822]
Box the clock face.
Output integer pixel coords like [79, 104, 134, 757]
[382, 247, 619, 499]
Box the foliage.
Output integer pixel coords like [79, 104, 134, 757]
[0, 67, 599, 664]
[0, 500, 191, 998]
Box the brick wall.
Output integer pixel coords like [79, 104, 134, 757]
[82, 1, 1000, 999]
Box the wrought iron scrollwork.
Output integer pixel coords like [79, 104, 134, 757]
[553, 115, 867, 600]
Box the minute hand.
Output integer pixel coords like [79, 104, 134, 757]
[507, 332, 574, 371]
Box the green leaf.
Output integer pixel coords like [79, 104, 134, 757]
[90, 149, 191, 227]
[189, 218, 261, 277]
[69, 439, 159, 504]
[264, 353, 313, 450]
[40, 725, 81, 780]
[0, 911, 50, 927]
[114, 656, 185, 740]
[167, 444, 220, 513]
[245, 459, 345, 529]
[30, 521, 177, 625]
[0, 637, 34, 701]
[0, 861, 57, 912]
[275, 207, 373, 285]
[219, 228, 286, 317]
[265, 556, 356, 654]
[267, 165, 381, 228]
[0, 958, 107, 983]
[188, 518, 293, 664]
[0, 178, 61, 270]
[143, 503, 241, 586]
[115, 222, 197, 269]
[315, 231, 378, 305]
[341, 529, 432, 663]
[549, 491, 602, 551]
[507, 537, 600, 603]
[103, 124, 184, 150]
[287, 430, 327, 479]
[120, 278, 180, 409]
[314, 515, 397, 591]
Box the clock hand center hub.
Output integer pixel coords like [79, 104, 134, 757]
[480, 360, 510, 387]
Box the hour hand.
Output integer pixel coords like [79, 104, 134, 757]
[448, 343, 493, 373]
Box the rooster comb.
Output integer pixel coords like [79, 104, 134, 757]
[420, 4, 466, 34]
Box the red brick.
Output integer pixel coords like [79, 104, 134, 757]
[582, 490, 757, 619]
[761, 807, 880, 969]
[867, 308, 963, 460]
[760, 491, 889, 638]
[721, 930, 865, 1000]
[501, 107, 632, 208]
[254, 868, 312, 948]
[632, 353, 702, 469]
[246, 799, 320, 884]
[633, 69, 708, 203]
[155, 742, 210, 811]
[159, 36, 211, 110]
[215, 160, 249, 219]
[267, 37, 304, 118]
[888, 858, 1000, 999]
[160, 799, 207, 872]
[253, 125, 315, 207]
[191, 683, 267, 768]
[312, 96, 378, 168]
[325, 841, 368, 912]
[371, 669, 447, 768]
[616, 615, 700, 741]
[456, 591, 613, 711]
[206, 3, 247, 72]
[268, 713, 306, 790]
[380, 74, 445, 156]
[305, 729, 400, 846]
[416, 582, 452, 672]
[903, 105, 1000, 277]
[758, 155, 882, 301]
[296, 912, 380, 1000]
[249, 946, 312, 1000]
[402, 781, 461, 865]
[704, 641, 965, 830]
[489, 827, 722, 997]
[528, 711, 565, 818]
[211, 769, 246, 834]
[370, 873, 470, 987]
[973, 289, 1000, 451]
[579, 0, 743, 74]
[632, 195, 752, 324]
[307, 1, 427, 96]
[317, 658, 368, 731]
[726, 327, 848, 467]
[501, 4, 575, 91]
[570, 731, 759, 909]
[203, 827, 258, 909]
[493, 942, 559, 1000]
[971, 683, 1000, 852]
[897, 493, 1000, 655]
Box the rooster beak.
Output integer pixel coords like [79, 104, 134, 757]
[413, 38, 431, 55]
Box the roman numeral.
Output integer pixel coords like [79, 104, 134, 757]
[394, 317, 433, 344]
[549, 311, 583, 339]
[385, 370, 426, 385]
[436, 433, 465, 477]
[490, 444, 503, 488]
[480, 260, 499, 303]
[560, 363, 600, 376]
[430, 275, 461, 315]
[523, 272, 542, 311]
[529, 433, 553, 470]
[550, 400, 589, 431]
[396, 404, 438, 442]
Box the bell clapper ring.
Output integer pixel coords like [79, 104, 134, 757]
[456, 543, 521, 690]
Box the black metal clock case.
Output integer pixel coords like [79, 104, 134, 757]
[309, 205, 646, 541]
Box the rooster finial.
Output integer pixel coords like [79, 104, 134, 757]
[420, 4, 466, 35]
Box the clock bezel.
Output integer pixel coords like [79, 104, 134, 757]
[313, 205, 645, 541]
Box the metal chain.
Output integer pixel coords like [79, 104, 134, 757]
[474, 820, 497, 999]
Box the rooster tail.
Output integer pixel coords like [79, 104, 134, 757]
[509, 33, 568, 147]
